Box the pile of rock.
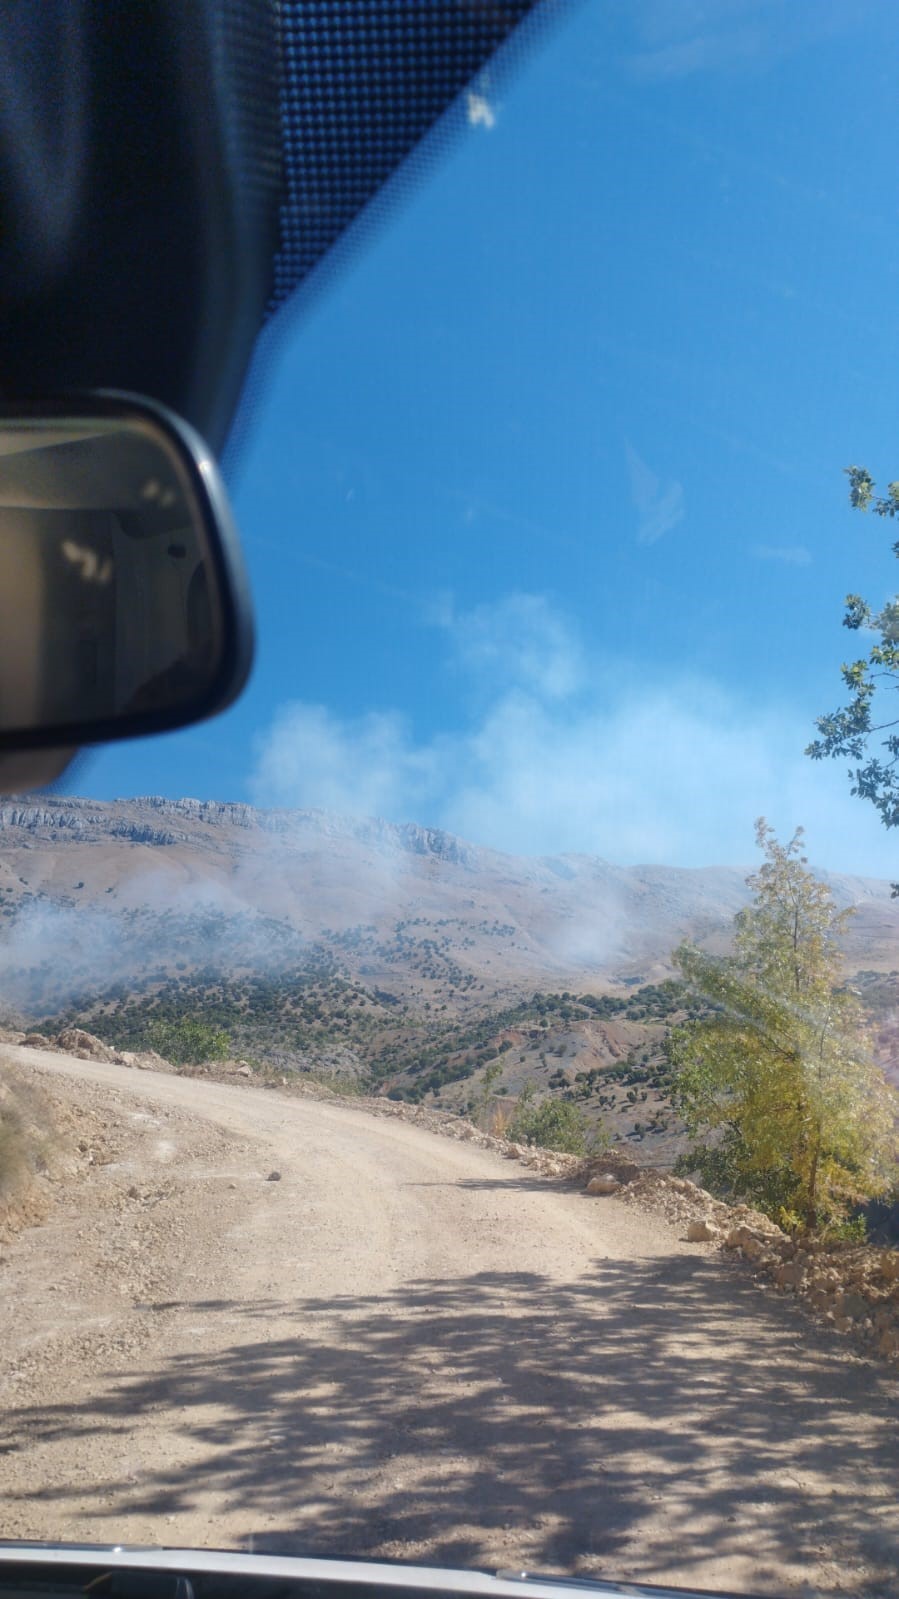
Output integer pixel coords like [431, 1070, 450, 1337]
[723, 1225, 899, 1360]
[8, 1026, 120, 1061]
[54, 1027, 120, 1062]
[360, 1097, 585, 1177]
[578, 1152, 899, 1362]
[8, 1027, 169, 1073]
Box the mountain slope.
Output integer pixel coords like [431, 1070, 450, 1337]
[1, 797, 896, 1018]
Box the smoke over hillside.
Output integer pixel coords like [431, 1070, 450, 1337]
[0, 796, 896, 1017]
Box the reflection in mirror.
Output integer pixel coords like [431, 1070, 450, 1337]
[0, 419, 224, 736]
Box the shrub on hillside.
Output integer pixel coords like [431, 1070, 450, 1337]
[146, 1016, 230, 1066]
[507, 1085, 605, 1157]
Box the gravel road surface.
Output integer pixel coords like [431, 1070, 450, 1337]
[1, 1045, 897, 1597]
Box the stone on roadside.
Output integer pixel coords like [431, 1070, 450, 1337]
[842, 1291, 871, 1321]
[55, 1027, 117, 1061]
[725, 1225, 767, 1260]
[686, 1219, 718, 1242]
[586, 1174, 621, 1196]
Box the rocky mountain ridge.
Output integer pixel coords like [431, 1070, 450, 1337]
[0, 798, 481, 864]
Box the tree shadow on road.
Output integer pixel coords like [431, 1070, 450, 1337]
[3, 1254, 898, 1596]
[405, 1175, 570, 1193]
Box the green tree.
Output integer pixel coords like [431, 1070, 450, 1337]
[147, 1015, 231, 1066]
[808, 467, 899, 885]
[669, 820, 896, 1232]
[507, 1081, 606, 1156]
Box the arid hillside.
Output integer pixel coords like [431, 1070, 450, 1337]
[1, 797, 896, 1018]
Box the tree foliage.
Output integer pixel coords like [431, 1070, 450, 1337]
[146, 1015, 231, 1066]
[669, 820, 896, 1232]
[506, 1081, 603, 1156]
[808, 467, 899, 880]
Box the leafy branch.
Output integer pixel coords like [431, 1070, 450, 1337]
[807, 467, 899, 882]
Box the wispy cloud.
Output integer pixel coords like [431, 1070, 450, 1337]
[626, 0, 867, 83]
[442, 591, 584, 701]
[249, 592, 890, 875]
[625, 443, 685, 545]
[752, 543, 812, 567]
[629, 20, 767, 81]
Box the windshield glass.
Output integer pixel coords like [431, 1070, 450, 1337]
[1, 5, 897, 1597]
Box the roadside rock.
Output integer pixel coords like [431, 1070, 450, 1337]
[586, 1174, 621, 1196]
[55, 1028, 118, 1063]
[686, 1219, 719, 1242]
[724, 1224, 899, 1361]
[117, 1049, 169, 1073]
[583, 1153, 641, 1186]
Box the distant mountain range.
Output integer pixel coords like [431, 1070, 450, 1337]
[0, 796, 896, 1017]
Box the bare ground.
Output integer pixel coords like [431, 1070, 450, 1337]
[0, 1043, 897, 1598]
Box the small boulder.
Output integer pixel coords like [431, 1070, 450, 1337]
[132, 1049, 168, 1072]
[236, 1066, 252, 1078]
[586, 1174, 621, 1196]
[725, 1225, 766, 1259]
[842, 1291, 871, 1321]
[266, 1170, 282, 1182]
[55, 1027, 116, 1062]
[686, 1219, 718, 1243]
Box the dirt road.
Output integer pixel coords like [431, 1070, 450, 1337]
[1, 1045, 897, 1597]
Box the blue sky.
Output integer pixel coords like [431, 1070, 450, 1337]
[78, 0, 899, 875]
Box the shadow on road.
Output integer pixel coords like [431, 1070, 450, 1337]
[4, 1255, 898, 1595]
[405, 1175, 570, 1193]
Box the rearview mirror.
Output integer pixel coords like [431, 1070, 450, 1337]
[0, 393, 253, 751]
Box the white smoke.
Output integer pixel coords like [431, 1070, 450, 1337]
[250, 592, 893, 879]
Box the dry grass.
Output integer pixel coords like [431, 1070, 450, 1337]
[0, 1065, 55, 1202]
[482, 1098, 516, 1139]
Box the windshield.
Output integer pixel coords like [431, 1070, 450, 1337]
[0, 5, 897, 1597]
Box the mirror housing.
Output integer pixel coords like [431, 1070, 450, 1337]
[0, 392, 253, 756]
